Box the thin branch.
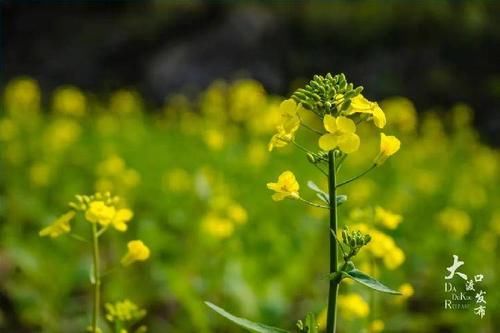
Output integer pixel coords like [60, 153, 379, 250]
[335, 153, 347, 172]
[336, 164, 377, 188]
[96, 226, 108, 238]
[70, 233, 89, 243]
[313, 163, 328, 177]
[298, 115, 323, 135]
[291, 140, 312, 154]
[297, 197, 329, 209]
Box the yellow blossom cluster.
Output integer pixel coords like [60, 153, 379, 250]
[201, 196, 248, 239]
[105, 299, 146, 322]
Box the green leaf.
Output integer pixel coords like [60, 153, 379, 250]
[341, 269, 401, 295]
[205, 302, 290, 333]
[336, 195, 347, 206]
[304, 313, 318, 333]
[307, 181, 329, 204]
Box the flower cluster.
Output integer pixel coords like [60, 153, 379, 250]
[39, 192, 150, 332]
[341, 226, 371, 260]
[105, 299, 147, 333]
[263, 73, 404, 333]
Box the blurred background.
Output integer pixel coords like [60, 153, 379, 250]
[1, 1, 499, 332]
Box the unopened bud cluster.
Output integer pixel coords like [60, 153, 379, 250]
[69, 192, 119, 211]
[291, 73, 363, 116]
[342, 226, 371, 260]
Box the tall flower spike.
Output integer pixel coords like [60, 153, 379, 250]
[318, 115, 360, 153]
[374, 133, 401, 165]
[266, 170, 300, 201]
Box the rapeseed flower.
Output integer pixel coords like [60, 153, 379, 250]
[85, 201, 116, 226]
[39, 211, 76, 238]
[369, 320, 385, 333]
[4, 77, 41, 115]
[381, 97, 417, 133]
[375, 206, 403, 229]
[267, 171, 300, 201]
[105, 299, 146, 323]
[201, 214, 234, 239]
[85, 201, 134, 232]
[346, 94, 386, 128]
[399, 283, 414, 299]
[374, 133, 400, 165]
[437, 208, 471, 238]
[338, 293, 369, 319]
[268, 99, 301, 151]
[121, 240, 150, 266]
[318, 115, 360, 153]
[52, 86, 86, 117]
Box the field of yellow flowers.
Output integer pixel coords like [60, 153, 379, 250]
[0, 77, 499, 332]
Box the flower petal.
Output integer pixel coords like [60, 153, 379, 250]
[338, 133, 360, 153]
[280, 99, 297, 117]
[372, 104, 386, 128]
[319, 133, 339, 151]
[336, 116, 356, 133]
[349, 94, 374, 113]
[323, 114, 337, 133]
[272, 192, 287, 201]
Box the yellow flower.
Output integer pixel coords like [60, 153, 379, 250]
[85, 201, 116, 226]
[383, 247, 405, 270]
[52, 86, 86, 116]
[111, 209, 134, 232]
[369, 320, 385, 333]
[380, 97, 416, 133]
[105, 299, 146, 323]
[347, 94, 386, 128]
[266, 171, 300, 201]
[268, 99, 301, 151]
[201, 214, 234, 239]
[374, 133, 400, 165]
[338, 293, 369, 319]
[4, 77, 41, 115]
[227, 204, 248, 224]
[39, 211, 76, 238]
[204, 128, 225, 151]
[110, 89, 142, 114]
[318, 115, 360, 153]
[399, 283, 414, 299]
[121, 240, 150, 266]
[437, 208, 471, 238]
[375, 206, 403, 229]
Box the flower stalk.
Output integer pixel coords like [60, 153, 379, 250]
[326, 150, 339, 333]
[91, 222, 101, 333]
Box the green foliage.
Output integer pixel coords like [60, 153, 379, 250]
[338, 268, 401, 295]
[205, 302, 289, 333]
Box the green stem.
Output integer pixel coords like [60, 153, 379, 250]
[326, 151, 339, 333]
[369, 257, 376, 332]
[297, 197, 329, 209]
[336, 164, 376, 188]
[291, 140, 311, 154]
[299, 118, 322, 135]
[91, 223, 101, 332]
